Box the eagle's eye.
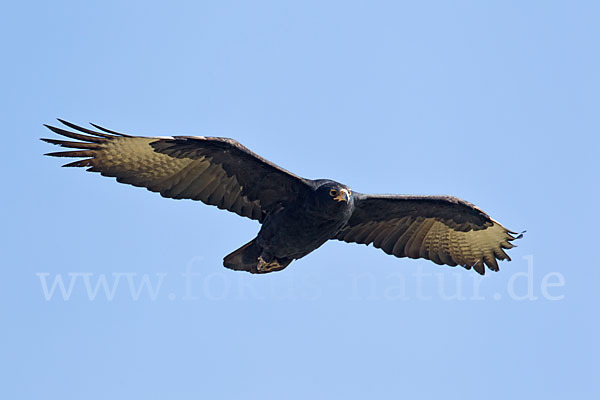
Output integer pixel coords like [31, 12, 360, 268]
[329, 189, 338, 197]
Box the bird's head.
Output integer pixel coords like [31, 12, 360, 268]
[315, 181, 352, 206]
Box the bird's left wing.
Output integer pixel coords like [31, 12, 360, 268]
[336, 194, 521, 274]
[42, 119, 312, 222]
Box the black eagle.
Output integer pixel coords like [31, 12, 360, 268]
[43, 119, 521, 275]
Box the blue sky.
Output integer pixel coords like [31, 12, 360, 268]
[2, 1, 598, 398]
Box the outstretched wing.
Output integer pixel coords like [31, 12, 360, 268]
[336, 194, 521, 274]
[42, 119, 312, 222]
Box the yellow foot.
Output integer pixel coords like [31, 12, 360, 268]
[257, 256, 281, 273]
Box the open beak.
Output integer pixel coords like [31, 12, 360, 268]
[334, 188, 350, 203]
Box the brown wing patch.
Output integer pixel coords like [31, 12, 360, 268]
[337, 217, 519, 274]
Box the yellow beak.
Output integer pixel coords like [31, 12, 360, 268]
[333, 188, 350, 203]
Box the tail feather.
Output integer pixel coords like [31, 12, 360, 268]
[223, 239, 262, 272]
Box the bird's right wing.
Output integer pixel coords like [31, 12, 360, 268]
[336, 194, 522, 274]
[42, 119, 312, 222]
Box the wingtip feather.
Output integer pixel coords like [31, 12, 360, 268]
[63, 159, 93, 168]
[45, 150, 93, 158]
[56, 119, 116, 138]
[89, 122, 131, 137]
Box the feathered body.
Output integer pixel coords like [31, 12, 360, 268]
[261, 180, 354, 258]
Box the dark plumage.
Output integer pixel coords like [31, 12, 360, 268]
[42, 119, 522, 275]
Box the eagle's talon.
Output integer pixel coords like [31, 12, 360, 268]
[257, 256, 281, 272]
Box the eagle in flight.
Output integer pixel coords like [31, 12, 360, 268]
[43, 119, 521, 275]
